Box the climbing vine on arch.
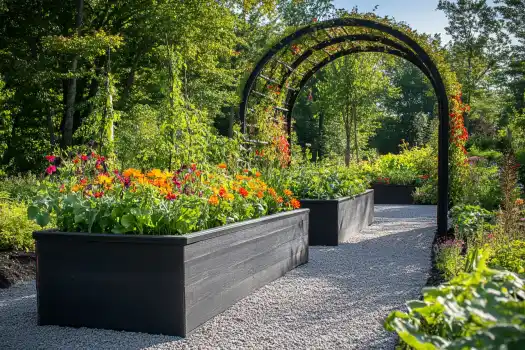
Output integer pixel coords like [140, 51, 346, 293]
[239, 11, 470, 207]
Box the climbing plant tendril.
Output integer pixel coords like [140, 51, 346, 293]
[239, 13, 467, 235]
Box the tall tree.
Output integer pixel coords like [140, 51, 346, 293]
[314, 53, 394, 165]
[438, 0, 509, 129]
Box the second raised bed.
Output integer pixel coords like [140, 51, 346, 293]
[300, 189, 374, 246]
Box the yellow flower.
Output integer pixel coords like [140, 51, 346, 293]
[146, 168, 163, 178]
[226, 193, 235, 201]
[72, 184, 82, 192]
[96, 174, 113, 186]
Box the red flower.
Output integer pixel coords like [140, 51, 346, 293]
[94, 191, 104, 198]
[80, 178, 88, 185]
[46, 165, 57, 175]
[81, 154, 88, 161]
[45, 155, 56, 163]
[219, 187, 227, 198]
[165, 192, 178, 201]
[312, 17, 318, 22]
[73, 157, 80, 164]
[238, 187, 249, 197]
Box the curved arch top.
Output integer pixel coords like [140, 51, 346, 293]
[238, 17, 450, 235]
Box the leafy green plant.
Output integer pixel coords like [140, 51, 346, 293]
[488, 240, 525, 274]
[284, 161, 368, 200]
[0, 199, 43, 251]
[27, 152, 300, 235]
[367, 143, 436, 187]
[436, 239, 466, 280]
[413, 181, 438, 205]
[0, 173, 40, 202]
[449, 204, 495, 243]
[385, 249, 525, 350]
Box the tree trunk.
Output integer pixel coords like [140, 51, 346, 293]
[344, 105, 351, 166]
[47, 109, 56, 148]
[352, 104, 359, 161]
[228, 106, 235, 138]
[61, 0, 83, 148]
[317, 111, 324, 160]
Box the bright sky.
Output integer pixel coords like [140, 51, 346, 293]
[332, 0, 451, 42]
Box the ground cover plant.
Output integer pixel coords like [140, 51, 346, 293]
[385, 249, 525, 350]
[28, 152, 301, 235]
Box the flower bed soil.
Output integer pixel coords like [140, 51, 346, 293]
[0, 251, 36, 289]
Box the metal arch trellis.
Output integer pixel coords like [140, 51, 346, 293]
[239, 17, 450, 236]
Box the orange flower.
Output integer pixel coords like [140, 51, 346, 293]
[195, 170, 201, 177]
[516, 198, 524, 206]
[238, 187, 249, 197]
[146, 169, 163, 178]
[255, 171, 261, 177]
[268, 188, 277, 197]
[219, 187, 228, 198]
[208, 195, 219, 206]
[284, 189, 293, 197]
[94, 191, 104, 198]
[72, 184, 83, 192]
[276, 196, 284, 203]
[123, 168, 142, 178]
[256, 191, 264, 199]
[218, 163, 227, 169]
[243, 169, 249, 173]
[289, 198, 301, 209]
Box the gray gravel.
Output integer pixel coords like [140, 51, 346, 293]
[0, 205, 436, 350]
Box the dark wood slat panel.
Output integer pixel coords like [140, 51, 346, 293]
[184, 214, 304, 261]
[185, 234, 308, 308]
[184, 221, 303, 285]
[185, 246, 308, 333]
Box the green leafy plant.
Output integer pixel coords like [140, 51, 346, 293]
[449, 204, 495, 243]
[488, 240, 525, 274]
[385, 249, 525, 350]
[436, 239, 466, 280]
[1, 199, 43, 251]
[284, 161, 368, 200]
[27, 153, 301, 235]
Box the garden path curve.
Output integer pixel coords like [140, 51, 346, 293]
[0, 205, 436, 350]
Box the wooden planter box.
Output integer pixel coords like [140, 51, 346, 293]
[372, 183, 416, 204]
[33, 209, 309, 337]
[299, 190, 374, 246]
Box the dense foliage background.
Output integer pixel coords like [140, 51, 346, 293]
[0, 0, 521, 175]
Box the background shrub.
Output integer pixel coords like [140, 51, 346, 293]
[0, 199, 41, 251]
[488, 240, 525, 274]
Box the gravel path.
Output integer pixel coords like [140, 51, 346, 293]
[0, 205, 436, 350]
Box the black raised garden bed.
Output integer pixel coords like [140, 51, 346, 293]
[372, 183, 416, 204]
[33, 209, 309, 337]
[299, 189, 374, 246]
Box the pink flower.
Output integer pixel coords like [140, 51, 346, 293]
[45, 155, 56, 163]
[46, 165, 57, 175]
